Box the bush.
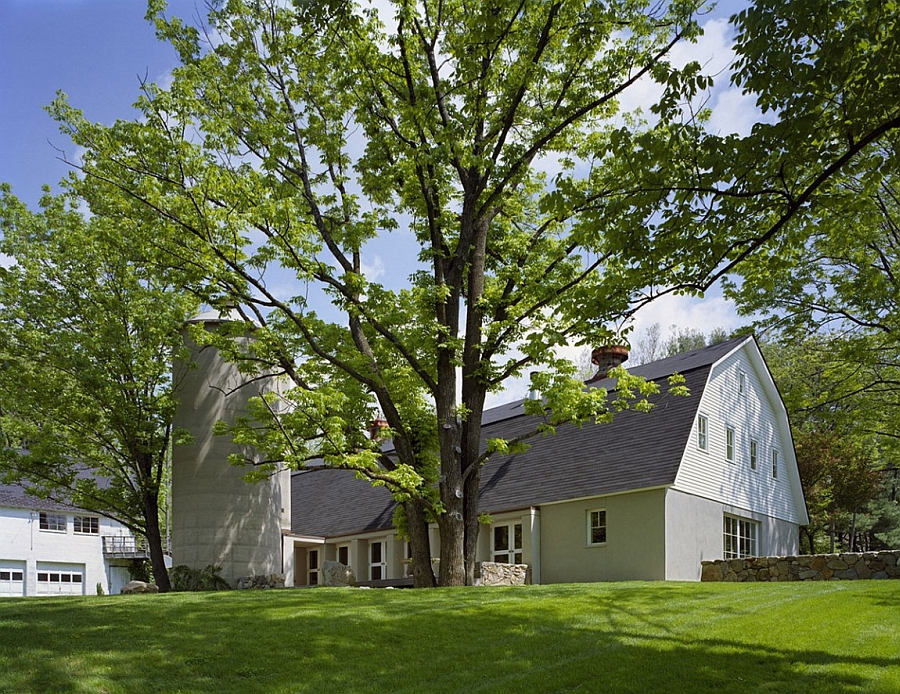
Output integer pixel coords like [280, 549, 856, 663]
[169, 564, 231, 592]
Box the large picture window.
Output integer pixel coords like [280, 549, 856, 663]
[723, 515, 758, 559]
[587, 510, 607, 545]
[492, 523, 523, 564]
[39, 512, 66, 532]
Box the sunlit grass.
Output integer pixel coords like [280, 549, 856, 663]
[1, 581, 898, 693]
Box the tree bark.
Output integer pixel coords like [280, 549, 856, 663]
[404, 499, 436, 588]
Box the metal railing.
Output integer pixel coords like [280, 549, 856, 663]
[102, 535, 149, 558]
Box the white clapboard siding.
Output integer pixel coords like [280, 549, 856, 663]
[674, 341, 807, 524]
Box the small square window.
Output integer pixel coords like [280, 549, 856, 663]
[726, 427, 735, 463]
[588, 509, 607, 545]
[697, 415, 708, 451]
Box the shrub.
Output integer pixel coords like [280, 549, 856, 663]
[169, 564, 231, 592]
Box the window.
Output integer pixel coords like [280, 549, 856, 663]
[726, 427, 735, 463]
[697, 415, 708, 451]
[738, 371, 746, 396]
[39, 512, 66, 532]
[0, 571, 23, 581]
[337, 545, 349, 566]
[492, 523, 523, 564]
[587, 510, 607, 545]
[772, 449, 779, 479]
[724, 515, 758, 559]
[369, 541, 385, 580]
[308, 549, 319, 586]
[73, 516, 99, 534]
[750, 440, 758, 471]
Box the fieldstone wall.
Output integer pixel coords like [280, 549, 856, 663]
[478, 562, 530, 586]
[701, 550, 900, 582]
[236, 573, 285, 589]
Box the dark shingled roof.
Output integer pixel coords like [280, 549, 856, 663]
[291, 336, 748, 538]
[0, 481, 79, 513]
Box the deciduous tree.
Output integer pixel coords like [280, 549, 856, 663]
[0, 186, 198, 591]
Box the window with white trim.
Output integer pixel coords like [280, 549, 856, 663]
[750, 439, 758, 471]
[697, 415, 708, 451]
[738, 370, 746, 396]
[369, 541, 386, 580]
[73, 516, 99, 535]
[772, 449, 779, 479]
[723, 515, 758, 559]
[39, 512, 66, 532]
[726, 426, 735, 463]
[492, 523, 523, 564]
[587, 509, 607, 545]
[308, 549, 319, 586]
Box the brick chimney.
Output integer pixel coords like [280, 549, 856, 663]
[588, 345, 629, 382]
[367, 417, 389, 441]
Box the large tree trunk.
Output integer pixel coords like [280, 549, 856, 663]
[404, 499, 436, 588]
[142, 488, 172, 592]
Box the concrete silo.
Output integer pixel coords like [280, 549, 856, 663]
[171, 309, 290, 587]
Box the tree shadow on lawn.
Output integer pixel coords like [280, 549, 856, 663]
[0, 585, 896, 693]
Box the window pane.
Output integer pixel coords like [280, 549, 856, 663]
[72, 574, 82, 583]
[309, 550, 318, 570]
[371, 542, 382, 563]
[494, 526, 509, 552]
[514, 553, 522, 564]
[12, 572, 23, 581]
[338, 546, 349, 565]
[513, 524, 522, 550]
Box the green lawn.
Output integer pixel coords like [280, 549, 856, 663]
[0, 581, 897, 693]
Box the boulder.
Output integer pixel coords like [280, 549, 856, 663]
[322, 560, 357, 587]
[121, 580, 159, 595]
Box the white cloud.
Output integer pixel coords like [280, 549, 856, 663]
[360, 255, 386, 282]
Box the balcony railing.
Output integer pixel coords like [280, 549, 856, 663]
[102, 535, 149, 559]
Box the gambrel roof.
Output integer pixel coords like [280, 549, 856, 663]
[291, 336, 751, 538]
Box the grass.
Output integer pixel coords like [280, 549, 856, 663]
[0, 580, 898, 693]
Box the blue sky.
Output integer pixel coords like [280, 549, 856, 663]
[0, 0, 755, 400]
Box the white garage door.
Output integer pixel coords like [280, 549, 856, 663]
[36, 564, 85, 596]
[0, 563, 26, 597]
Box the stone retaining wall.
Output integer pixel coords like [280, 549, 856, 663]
[701, 550, 900, 582]
[236, 573, 285, 589]
[477, 562, 530, 586]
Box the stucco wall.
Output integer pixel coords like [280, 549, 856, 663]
[664, 489, 800, 581]
[539, 488, 667, 583]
